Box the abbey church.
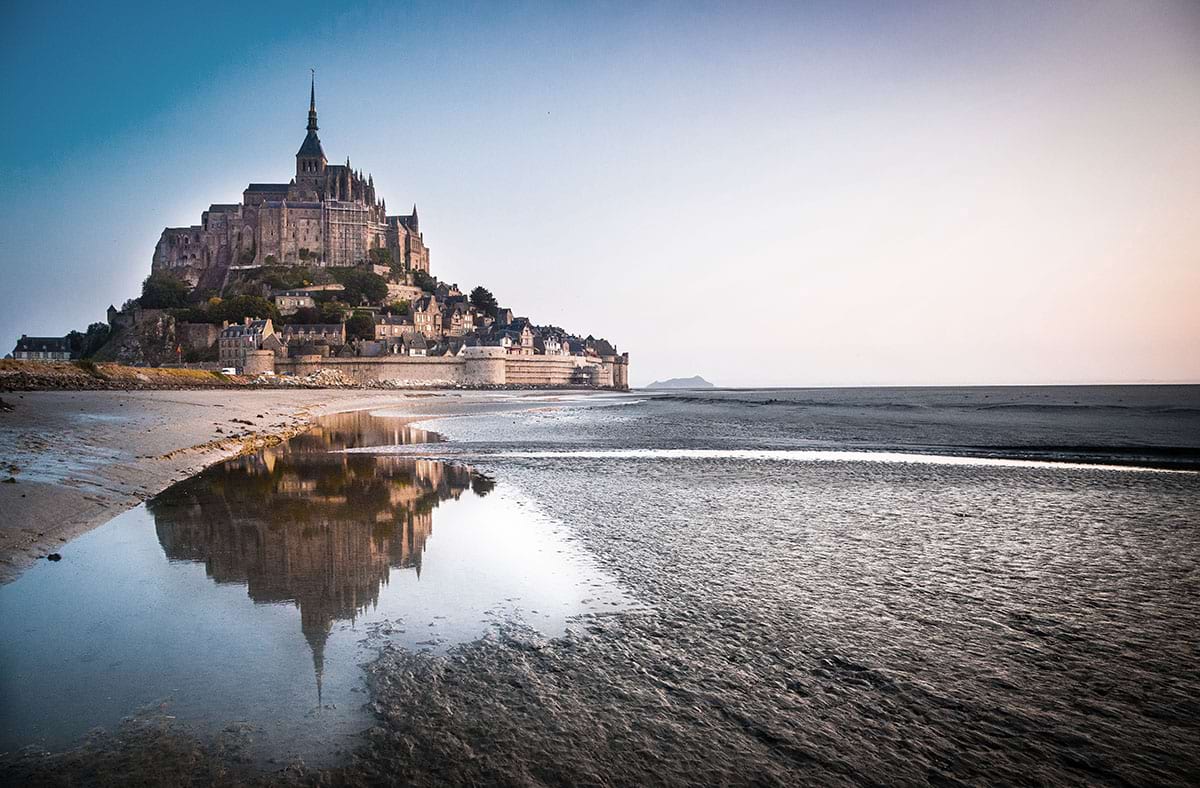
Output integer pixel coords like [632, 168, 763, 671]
[152, 78, 429, 289]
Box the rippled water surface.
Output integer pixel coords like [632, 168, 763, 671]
[3, 386, 1199, 785]
[348, 386, 1200, 786]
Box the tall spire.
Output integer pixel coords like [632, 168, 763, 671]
[307, 69, 318, 132]
[296, 70, 326, 170]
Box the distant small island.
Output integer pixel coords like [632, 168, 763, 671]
[646, 376, 715, 390]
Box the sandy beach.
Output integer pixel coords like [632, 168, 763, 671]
[0, 389, 435, 584]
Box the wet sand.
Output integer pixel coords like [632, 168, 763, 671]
[0, 389, 441, 584]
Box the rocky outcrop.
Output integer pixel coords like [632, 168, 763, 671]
[93, 312, 178, 366]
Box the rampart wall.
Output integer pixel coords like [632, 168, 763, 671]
[273, 347, 629, 389]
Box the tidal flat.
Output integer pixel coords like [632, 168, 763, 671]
[2, 386, 1199, 786]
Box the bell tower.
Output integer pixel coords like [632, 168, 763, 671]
[296, 72, 327, 184]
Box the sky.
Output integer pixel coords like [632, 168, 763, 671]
[1, 0, 1197, 387]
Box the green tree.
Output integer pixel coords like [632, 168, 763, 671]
[66, 330, 85, 356]
[140, 273, 191, 309]
[80, 323, 111, 357]
[213, 295, 278, 324]
[384, 300, 410, 316]
[331, 268, 389, 305]
[320, 301, 350, 324]
[368, 247, 393, 267]
[287, 306, 322, 325]
[469, 286, 499, 317]
[412, 269, 436, 293]
[346, 311, 376, 341]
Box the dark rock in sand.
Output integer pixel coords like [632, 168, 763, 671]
[46, 553, 62, 562]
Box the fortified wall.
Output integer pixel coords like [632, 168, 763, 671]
[274, 347, 629, 389]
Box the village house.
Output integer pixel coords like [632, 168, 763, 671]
[271, 290, 317, 315]
[11, 335, 75, 361]
[441, 302, 470, 337]
[218, 318, 275, 370]
[280, 323, 346, 348]
[374, 315, 414, 341]
[495, 324, 535, 356]
[262, 333, 287, 358]
[412, 296, 442, 339]
[541, 331, 565, 356]
[428, 337, 467, 357]
[401, 333, 428, 357]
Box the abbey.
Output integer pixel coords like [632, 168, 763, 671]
[152, 78, 429, 289]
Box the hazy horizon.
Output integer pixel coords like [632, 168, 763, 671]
[2, 0, 1197, 387]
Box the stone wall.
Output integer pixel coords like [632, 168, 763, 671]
[177, 322, 220, 354]
[273, 348, 629, 389]
[504, 355, 579, 386]
[277, 355, 466, 386]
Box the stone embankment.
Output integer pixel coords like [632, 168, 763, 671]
[0, 360, 245, 391]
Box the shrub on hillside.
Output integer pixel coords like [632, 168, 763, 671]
[140, 274, 190, 309]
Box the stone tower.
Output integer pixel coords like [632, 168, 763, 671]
[296, 73, 327, 185]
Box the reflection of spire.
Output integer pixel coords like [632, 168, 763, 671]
[304, 621, 329, 709]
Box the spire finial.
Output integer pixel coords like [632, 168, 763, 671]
[307, 70, 318, 132]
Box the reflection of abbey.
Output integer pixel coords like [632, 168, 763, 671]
[149, 413, 484, 697]
[153, 78, 429, 289]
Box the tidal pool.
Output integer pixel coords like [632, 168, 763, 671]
[0, 410, 627, 766]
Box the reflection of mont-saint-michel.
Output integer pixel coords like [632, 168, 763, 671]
[147, 413, 494, 690]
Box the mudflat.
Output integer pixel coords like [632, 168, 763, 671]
[0, 389, 427, 583]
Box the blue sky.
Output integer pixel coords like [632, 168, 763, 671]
[2, 0, 1198, 385]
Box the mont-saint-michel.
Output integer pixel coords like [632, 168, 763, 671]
[8, 79, 628, 390]
[3, 4, 1199, 786]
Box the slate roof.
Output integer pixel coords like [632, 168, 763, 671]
[297, 130, 325, 159]
[280, 324, 344, 335]
[220, 320, 270, 338]
[13, 336, 71, 353]
[592, 339, 617, 356]
[246, 183, 290, 193]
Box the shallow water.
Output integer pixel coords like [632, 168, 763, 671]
[4, 387, 1199, 785]
[345, 386, 1200, 785]
[0, 410, 628, 766]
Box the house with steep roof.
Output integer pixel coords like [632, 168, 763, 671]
[219, 318, 275, 371]
[280, 323, 346, 348]
[441, 302, 470, 337]
[412, 296, 442, 339]
[12, 335, 74, 361]
[401, 333, 428, 357]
